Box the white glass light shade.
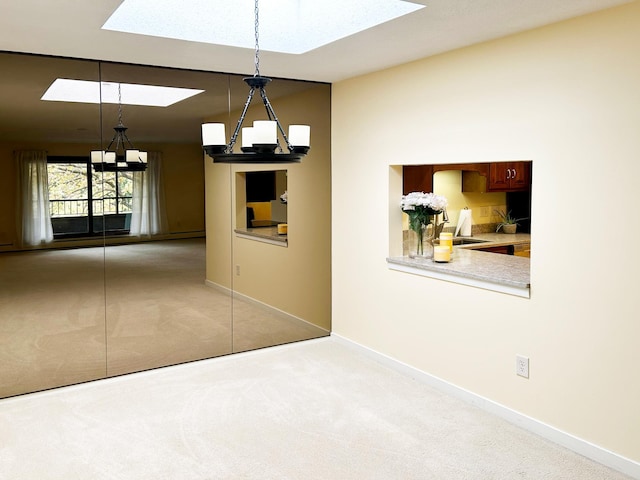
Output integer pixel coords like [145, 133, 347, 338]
[117, 161, 128, 168]
[202, 123, 226, 146]
[138, 151, 148, 164]
[126, 149, 140, 163]
[91, 151, 104, 164]
[252, 120, 277, 144]
[288, 125, 310, 147]
[105, 152, 117, 164]
[242, 127, 254, 148]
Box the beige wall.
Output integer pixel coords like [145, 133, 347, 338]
[206, 84, 332, 330]
[332, 2, 640, 464]
[0, 141, 204, 250]
[156, 142, 206, 235]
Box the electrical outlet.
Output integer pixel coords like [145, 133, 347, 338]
[516, 355, 529, 378]
[480, 207, 490, 218]
[235, 265, 240, 276]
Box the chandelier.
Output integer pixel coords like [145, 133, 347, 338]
[91, 83, 147, 172]
[201, 0, 310, 164]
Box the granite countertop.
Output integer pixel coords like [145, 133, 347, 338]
[387, 233, 531, 297]
[452, 232, 531, 249]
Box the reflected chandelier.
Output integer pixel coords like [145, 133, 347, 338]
[201, 0, 310, 164]
[91, 83, 147, 172]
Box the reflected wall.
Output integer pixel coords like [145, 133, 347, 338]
[0, 51, 331, 399]
[0, 54, 106, 397]
[204, 76, 332, 354]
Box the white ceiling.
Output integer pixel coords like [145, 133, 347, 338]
[1, 0, 634, 83]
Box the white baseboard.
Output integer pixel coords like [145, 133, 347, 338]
[331, 333, 640, 479]
[204, 280, 329, 334]
[204, 279, 232, 296]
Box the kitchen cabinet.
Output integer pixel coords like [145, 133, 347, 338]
[405, 161, 531, 194]
[403, 165, 433, 194]
[488, 162, 531, 192]
[475, 245, 515, 255]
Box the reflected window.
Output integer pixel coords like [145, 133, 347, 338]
[244, 170, 287, 228]
[234, 170, 288, 245]
[94, 170, 133, 223]
[47, 156, 133, 238]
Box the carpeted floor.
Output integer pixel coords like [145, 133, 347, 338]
[0, 238, 328, 398]
[0, 338, 632, 479]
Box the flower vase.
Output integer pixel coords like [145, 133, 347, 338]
[409, 221, 435, 259]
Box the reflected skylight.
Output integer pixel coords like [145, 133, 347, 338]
[102, 0, 425, 54]
[41, 79, 204, 107]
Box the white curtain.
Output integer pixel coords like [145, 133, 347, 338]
[129, 151, 168, 237]
[15, 150, 53, 247]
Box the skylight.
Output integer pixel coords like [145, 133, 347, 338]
[41, 79, 204, 107]
[101, 0, 425, 55]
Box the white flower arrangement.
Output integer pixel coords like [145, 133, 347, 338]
[280, 191, 288, 204]
[401, 191, 448, 256]
[401, 191, 448, 228]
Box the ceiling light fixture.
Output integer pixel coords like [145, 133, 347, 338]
[92, 83, 147, 172]
[201, 0, 310, 164]
[42, 79, 204, 107]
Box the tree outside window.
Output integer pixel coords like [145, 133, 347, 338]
[47, 157, 133, 237]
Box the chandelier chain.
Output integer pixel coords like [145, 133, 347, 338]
[117, 83, 123, 126]
[254, 0, 260, 76]
[201, 0, 309, 163]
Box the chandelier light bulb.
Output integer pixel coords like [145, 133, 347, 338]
[91, 151, 103, 164]
[242, 127, 255, 151]
[202, 123, 226, 147]
[252, 120, 277, 145]
[126, 149, 139, 163]
[289, 125, 310, 147]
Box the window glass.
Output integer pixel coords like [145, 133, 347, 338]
[48, 162, 90, 236]
[48, 163, 89, 217]
[48, 157, 134, 237]
[117, 171, 133, 214]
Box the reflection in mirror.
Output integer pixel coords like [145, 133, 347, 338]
[246, 170, 288, 226]
[213, 76, 332, 353]
[98, 62, 233, 376]
[0, 52, 106, 398]
[230, 166, 330, 354]
[236, 170, 288, 238]
[0, 51, 331, 399]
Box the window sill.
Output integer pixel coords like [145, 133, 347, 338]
[387, 248, 530, 298]
[234, 227, 288, 247]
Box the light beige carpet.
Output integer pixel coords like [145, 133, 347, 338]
[0, 338, 631, 480]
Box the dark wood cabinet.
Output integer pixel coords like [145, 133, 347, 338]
[475, 245, 515, 255]
[403, 165, 433, 194]
[404, 161, 531, 195]
[489, 162, 531, 192]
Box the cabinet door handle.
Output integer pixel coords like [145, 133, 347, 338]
[511, 168, 517, 179]
[506, 169, 511, 179]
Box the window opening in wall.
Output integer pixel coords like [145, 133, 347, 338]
[47, 156, 133, 238]
[234, 169, 288, 245]
[388, 163, 532, 298]
[244, 170, 287, 228]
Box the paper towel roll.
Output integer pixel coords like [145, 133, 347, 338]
[454, 208, 472, 237]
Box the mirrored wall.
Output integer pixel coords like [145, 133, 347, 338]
[0, 51, 331, 398]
